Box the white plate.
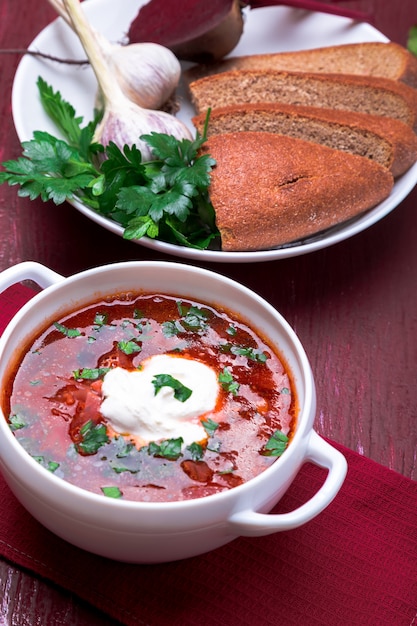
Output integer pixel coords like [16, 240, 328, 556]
[11, 0, 417, 263]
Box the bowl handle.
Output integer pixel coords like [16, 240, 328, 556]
[228, 431, 347, 536]
[0, 261, 64, 295]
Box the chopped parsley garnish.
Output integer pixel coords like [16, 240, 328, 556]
[218, 367, 240, 395]
[262, 430, 289, 457]
[186, 442, 204, 461]
[9, 413, 26, 431]
[0, 78, 219, 250]
[115, 439, 135, 458]
[162, 320, 183, 337]
[32, 455, 60, 473]
[109, 439, 143, 474]
[101, 486, 123, 499]
[148, 437, 183, 461]
[176, 301, 210, 332]
[53, 322, 82, 338]
[152, 374, 192, 402]
[221, 343, 268, 363]
[118, 340, 142, 355]
[73, 367, 110, 380]
[201, 418, 219, 437]
[76, 420, 109, 455]
[217, 468, 235, 475]
[93, 312, 108, 327]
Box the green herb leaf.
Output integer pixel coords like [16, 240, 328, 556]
[9, 413, 26, 431]
[47, 461, 60, 473]
[109, 439, 143, 474]
[201, 418, 219, 436]
[123, 215, 159, 240]
[218, 367, 240, 395]
[101, 486, 123, 498]
[118, 340, 141, 355]
[115, 440, 135, 458]
[93, 313, 108, 327]
[32, 455, 60, 473]
[186, 441, 204, 461]
[222, 343, 268, 363]
[148, 437, 183, 460]
[37, 76, 100, 155]
[53, 322, 82, 338]
[77, 420, 109, 455]
[162, 320, 183, 337]
[217, 468, 234, 475]
[72, 367, 111, 380]
[152, 374, 192, 402]
[262, 430, 289, 457]
[176, 301, 210, 331]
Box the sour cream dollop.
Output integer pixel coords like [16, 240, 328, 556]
[100, 354, 219, 445]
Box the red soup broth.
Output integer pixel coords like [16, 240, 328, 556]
[2, 292, 298, 502]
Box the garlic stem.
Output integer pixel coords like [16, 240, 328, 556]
[47, 0, 72, 26]
[63, 0, 118, 104]
[61, 0, 192, 160]
[48, 0, 181, 110]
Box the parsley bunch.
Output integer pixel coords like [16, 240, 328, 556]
[0, 77, 219, 250]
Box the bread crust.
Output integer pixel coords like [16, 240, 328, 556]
[189, 69, 417, 132]
[201, 132, 394, 252]
[193, 103, 417, 177]
[185, 42, 417, 88]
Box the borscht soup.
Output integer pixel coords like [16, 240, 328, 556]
[2, 292, 297, 502]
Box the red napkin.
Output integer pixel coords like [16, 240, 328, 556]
[0, 284, 416, 626]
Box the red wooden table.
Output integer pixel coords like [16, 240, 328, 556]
[1, 1, 417, 623]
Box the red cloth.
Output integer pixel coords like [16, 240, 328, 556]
[0, 284, 416, 626]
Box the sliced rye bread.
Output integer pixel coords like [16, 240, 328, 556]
[192, 103, 417, 177]
[199, 132, 394, 252]
[185, 42, 417, 88]
[189, 69, 417, 132]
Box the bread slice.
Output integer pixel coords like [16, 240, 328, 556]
[192, 103, 417, 178]
[200, 132, 394, 251]
[189, 69, 417, 132]
[185, 42, 417, 88]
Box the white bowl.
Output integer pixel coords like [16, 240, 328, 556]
[0, 261, 347, 563]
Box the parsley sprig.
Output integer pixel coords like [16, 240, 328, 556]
[0, 77, 219, 250]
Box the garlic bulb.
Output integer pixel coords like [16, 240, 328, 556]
[105, 41, 181, 110]
[62, 0, 192, 160]
[48, 0, 181, 110]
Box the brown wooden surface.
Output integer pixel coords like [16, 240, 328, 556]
[1, 1, 417, 623]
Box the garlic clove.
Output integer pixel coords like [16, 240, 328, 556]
[106, 42, 181, 110]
